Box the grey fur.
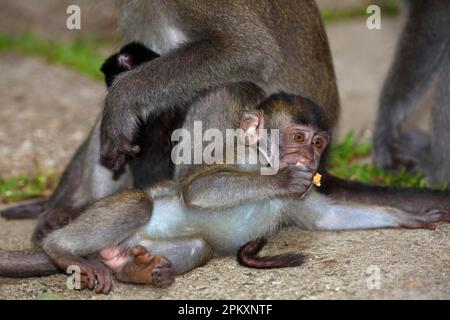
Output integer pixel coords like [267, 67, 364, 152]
[373, 0, 450, 184]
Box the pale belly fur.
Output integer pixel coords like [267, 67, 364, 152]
[138, 195, 286, 254]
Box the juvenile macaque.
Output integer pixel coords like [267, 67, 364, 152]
[6, 94, 445, 295]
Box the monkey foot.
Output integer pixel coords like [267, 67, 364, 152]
[116, 246, 175, 288]
[374, 129, 430, 174]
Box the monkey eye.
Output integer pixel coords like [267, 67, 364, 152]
[313, 137, 324, 149]
[293, 133, 305, 143]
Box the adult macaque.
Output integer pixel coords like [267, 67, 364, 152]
[1, 94, 449, 295]
[1, 0, 339, 245]
[373, 1, 450, 184]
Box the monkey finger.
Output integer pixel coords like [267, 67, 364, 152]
[94, 269, 107, 294]
[100, 145, 127, 173]
[112, 155, 127, 175]
[286, 165, 314, 179]
[152, 265, 176, 288]
[80, 274, 90, 290]
[122, 144, 141, 158]
[421, 209, 450, 223]
[287, 164, 313, 172]
[103, 271, 113, 295]
[99, 269, 113, 295]
[129, 245, 149, 257]
[100, 142, 116, 162]
[84, 269, 96, 291]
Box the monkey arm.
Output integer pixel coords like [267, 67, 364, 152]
[100, 34, 280, 173]
[180, 165, 312, 209]
[297, 191, 450, 231]
[42, 190, 152, 261]
[181, 172, 279, 209]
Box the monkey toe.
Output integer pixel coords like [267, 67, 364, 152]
[116, 248, 174, 286]
[129, 245, 149, 259]
[94, 269, 113, 294]
[151, 259, 175, 288]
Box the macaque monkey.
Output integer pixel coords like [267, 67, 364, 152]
[1, 0, 339, 245]
[2, 94, 449, 295]
[373, 1, 450, 185]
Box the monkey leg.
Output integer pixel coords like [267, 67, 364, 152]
[100, 238, 213, 288]
[428, 47, 450, 185]
[385, 128, 430, 173]
[41, 190, 152, 293]
[100, 246, 175, 288]
[32, 119, 133, 244]
[373, 2, 450, 172]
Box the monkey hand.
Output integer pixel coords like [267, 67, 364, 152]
[100, 86, 142, 176]
[277, 165, 314, 197]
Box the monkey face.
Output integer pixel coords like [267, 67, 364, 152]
[278, 124, 329, 171]
[239, 105, 330, 173]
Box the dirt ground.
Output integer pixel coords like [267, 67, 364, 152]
[0, 1, 448, 300]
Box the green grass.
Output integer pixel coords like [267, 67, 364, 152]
[35, 292, 65, 300]
[0, 32, 107, 80]
[321, 1, 401, 23]
[328, 132, 431, 188]
[0, 169, 59, 204]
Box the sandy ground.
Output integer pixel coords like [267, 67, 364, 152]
[0, 0, 117, 41]
[0, 1, 448, 300]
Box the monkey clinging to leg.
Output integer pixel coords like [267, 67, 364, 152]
[2, 94, 448, 294]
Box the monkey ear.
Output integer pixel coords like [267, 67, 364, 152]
[240, 111, 265, 145]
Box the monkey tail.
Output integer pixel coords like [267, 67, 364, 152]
[0, 249, 60, 277]
[237, 238, 305, 269]
[1, 199, 47, 219]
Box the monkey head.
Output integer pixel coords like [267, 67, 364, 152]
[100, 42, 160, 87]
[240, 93, 330, 172]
